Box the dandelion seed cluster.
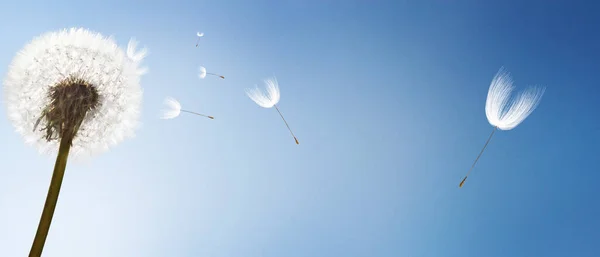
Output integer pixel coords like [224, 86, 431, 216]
[3, 28, 148, 157]
[35, 76, 100, 142]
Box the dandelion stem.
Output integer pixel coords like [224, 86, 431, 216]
[28, 134, 73, 257]
[195, 38, 201, 47]
[181, 109, 214, 119]
[459, 126, 497, 188]
[274, 104, 299, 144]
[28, 77, 98, 256]
[206, 72, 225, 79]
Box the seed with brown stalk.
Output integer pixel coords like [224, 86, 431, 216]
[198, 66, 225, 79]
[245, 76, 299, 145]
[160, 97, 214, 120]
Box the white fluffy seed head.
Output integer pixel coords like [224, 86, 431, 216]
[245, 76, 281, 108]
[160, 97, 181, 119]
[3, 27, 148, 158]
[198, 66, 207, 79]
[485, 67, 545, 130]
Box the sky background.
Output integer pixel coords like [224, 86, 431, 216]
[1, 0, 599, 256]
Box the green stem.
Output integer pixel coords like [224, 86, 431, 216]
[28, 135, 73, 257]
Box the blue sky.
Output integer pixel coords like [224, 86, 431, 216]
[1, 0, 599, 256]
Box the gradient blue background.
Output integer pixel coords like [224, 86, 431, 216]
[1, 0, 599, 256]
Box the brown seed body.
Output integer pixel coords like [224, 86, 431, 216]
[34, 76, 99, 142]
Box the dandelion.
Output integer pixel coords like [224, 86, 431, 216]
[160, 97, 214, 120]
[198, 66, 224, 79]
[246, 76, 299, 144]
[3, 28, 148, 256]
[459, 67, 545, 188]
[195, 32, 204, 47]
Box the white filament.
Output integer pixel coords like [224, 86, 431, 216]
[485, 67, 545, 130]
[160, 97, 182, 119]
[245, 76, 281, 108]
[198, 66, 207, 79]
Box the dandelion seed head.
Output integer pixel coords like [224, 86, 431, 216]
[485, 67, 545, 130]
[3, 28, 148, 158]
[246, 76, 281, 108]
[197, 32, 204, 37]
[160, 97, 181, 119]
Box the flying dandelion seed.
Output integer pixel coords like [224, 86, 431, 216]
[198, 66, 225, 79]
[246, 76, 299, 145]
[127, 38, 149, 75]
[459, 67, 545, 188]
[160, 97, 214, 120]
[3, 28, 148, 256]
[195, 32, 204, 47]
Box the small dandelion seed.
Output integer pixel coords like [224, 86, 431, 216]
[246, 76, 299, 145]
[198, 66, 225, 80]
[160, 97, 214, 120]
[459, 67, 545, 188]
